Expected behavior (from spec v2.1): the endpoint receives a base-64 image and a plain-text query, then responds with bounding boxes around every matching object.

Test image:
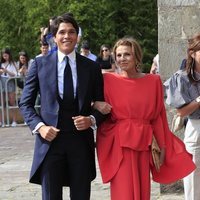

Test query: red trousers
[110,148,150,200]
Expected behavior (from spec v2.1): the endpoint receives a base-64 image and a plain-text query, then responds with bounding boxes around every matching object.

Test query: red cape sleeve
[151,102,196,184]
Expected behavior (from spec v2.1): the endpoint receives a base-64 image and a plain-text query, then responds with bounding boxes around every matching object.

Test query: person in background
[165,33,200,200]
[80,41,97,61]
[76,26,82,51]
[0,48,18,127]
[17,51,33,89]
[18,51,33,76]
[19,14,106,200]
[93,37,195,200]
[36,41,49,57]
[96,44,116,73]
[43,16,58,54]
[150,53,159,74]
[40,27,46,43]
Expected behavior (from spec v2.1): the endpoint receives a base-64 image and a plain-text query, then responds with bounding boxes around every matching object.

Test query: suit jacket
[19,51,105,184]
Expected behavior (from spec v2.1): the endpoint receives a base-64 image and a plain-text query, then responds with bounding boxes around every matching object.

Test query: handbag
[151,135,161,172]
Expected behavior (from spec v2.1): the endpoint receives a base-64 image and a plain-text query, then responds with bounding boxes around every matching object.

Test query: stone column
[158,0,200,196]
[158,0,200,80]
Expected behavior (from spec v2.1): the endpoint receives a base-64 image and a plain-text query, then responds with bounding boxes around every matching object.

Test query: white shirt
[81,51,97,62]
[57,49,77,98]
[87,52,97,61]
[1,62,18,77]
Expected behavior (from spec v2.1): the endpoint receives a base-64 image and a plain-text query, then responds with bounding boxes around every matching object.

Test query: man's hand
[38,125,60,142]
[72,115,92,131]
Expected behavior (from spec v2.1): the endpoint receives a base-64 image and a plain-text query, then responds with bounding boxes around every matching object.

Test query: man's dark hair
[40,40,49,47]
[51,14,79,36]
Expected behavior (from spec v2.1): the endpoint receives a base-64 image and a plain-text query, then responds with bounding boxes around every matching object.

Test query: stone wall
[158,0,200,81]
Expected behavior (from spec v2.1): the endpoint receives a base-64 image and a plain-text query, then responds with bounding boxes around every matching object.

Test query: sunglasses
[102,49,109,52]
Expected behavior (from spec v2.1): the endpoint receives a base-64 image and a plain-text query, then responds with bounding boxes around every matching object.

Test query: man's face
[54,22,78,54]
[41,45,49,55]
[80,48,89,57]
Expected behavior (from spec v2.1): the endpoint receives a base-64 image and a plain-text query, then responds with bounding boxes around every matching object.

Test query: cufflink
[89,115,96,126]
[89,115,97,131]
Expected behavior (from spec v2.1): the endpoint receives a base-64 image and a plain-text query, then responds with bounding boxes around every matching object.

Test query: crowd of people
[0,42,49,127]
[0,11,199,200]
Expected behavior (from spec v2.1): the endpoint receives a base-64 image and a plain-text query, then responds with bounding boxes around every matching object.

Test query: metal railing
[0,80,4,126]
[0,76,40,127]
[5,77,24,126]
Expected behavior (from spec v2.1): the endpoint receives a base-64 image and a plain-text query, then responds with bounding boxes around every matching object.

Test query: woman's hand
[152,136,165,172]
[93,101,112,114]
[19,65,27,76]
[0,69,4,75]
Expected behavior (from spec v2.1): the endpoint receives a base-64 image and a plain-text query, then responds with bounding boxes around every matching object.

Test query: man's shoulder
[77,53,98,67]
[35,51,57,63]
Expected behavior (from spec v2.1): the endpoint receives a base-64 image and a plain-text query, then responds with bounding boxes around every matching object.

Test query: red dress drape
[96,73,195,199]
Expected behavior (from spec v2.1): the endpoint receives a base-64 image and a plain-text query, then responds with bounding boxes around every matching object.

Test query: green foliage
[0,0,157,71]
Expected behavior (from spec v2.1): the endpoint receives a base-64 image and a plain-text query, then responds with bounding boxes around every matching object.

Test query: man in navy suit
[19,14,106,200]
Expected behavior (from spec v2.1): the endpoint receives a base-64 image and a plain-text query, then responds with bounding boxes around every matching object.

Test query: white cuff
[89,115,97,131]
[32,122,45,135]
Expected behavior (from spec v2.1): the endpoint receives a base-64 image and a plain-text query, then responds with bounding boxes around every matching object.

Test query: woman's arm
[177,96,200,117]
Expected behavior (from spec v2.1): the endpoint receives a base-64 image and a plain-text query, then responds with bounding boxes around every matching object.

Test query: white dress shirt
[57,50,77,98]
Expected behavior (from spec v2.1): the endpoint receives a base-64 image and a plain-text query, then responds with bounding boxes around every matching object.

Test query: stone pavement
[0,126,184,200]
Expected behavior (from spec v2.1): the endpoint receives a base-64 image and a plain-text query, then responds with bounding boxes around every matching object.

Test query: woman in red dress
[94,37,196,200]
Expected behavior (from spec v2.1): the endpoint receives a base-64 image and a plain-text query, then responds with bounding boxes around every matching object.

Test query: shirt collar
[57,49,76,64]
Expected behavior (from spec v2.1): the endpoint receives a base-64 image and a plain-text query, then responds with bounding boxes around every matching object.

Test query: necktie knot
[65,56,69,63]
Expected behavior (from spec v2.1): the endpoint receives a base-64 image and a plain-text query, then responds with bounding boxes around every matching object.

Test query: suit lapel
[76,53,90,111]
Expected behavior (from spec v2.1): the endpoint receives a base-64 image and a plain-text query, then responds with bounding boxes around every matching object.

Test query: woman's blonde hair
[113,37,143,68]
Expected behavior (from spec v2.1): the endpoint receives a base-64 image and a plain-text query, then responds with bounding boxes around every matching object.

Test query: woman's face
[2,53,9,61]
[102,47,110,57]
[194,50,200,66]
[115,45,136,73]
[19,55,27,64]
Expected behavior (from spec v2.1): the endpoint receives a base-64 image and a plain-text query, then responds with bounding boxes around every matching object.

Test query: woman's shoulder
[169,70,189,86]
[103,72,119,79]
[144,73,161,83]
[177,70,189,82]
[104,73,159,81]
